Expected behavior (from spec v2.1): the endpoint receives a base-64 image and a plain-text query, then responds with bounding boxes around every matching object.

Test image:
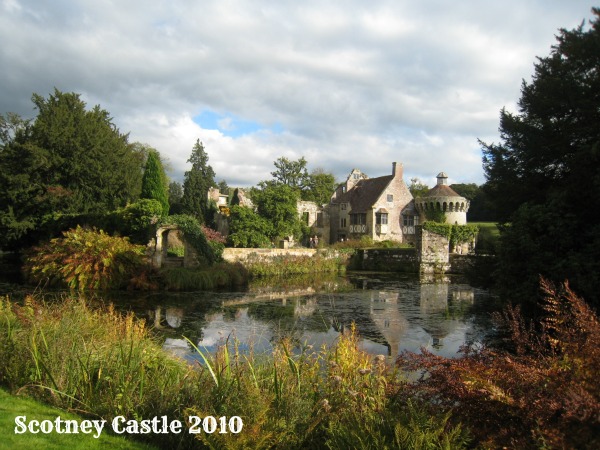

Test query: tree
[227,205,272,248]
[141,149,169,215]
[231,188,241,207]
[217,179,229,194]
[253,183,306,241]
[450,183,495,222]
[303,169,337,205]
[0,90,143,249]
[181,140,216,224]
[408,178,430,198]
[480,8,600,308]
[168,181,184,214]
[271,156,310,190]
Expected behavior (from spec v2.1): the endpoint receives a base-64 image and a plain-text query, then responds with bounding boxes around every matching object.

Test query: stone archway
[149,225,199,268]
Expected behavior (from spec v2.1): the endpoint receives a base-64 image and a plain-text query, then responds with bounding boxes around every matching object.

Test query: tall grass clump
[245,253,343,278]
[0,295,198,448]
[185,324,469,449]
[396,277,600,449]
[0,296,469,449]
[160,262,248,291]
[23,226,158,290]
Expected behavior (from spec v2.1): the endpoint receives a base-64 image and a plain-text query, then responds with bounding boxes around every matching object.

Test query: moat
[91,272,500,361]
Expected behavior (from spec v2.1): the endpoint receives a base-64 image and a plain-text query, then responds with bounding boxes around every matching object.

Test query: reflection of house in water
[419,283,470,349]
[293,297,318,318]
[369,291,409,356]
[452,289,475,303]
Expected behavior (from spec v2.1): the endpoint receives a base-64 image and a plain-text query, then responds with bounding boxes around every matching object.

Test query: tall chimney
[392,162,402,178]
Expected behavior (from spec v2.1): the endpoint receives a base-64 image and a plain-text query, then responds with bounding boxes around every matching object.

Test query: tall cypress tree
[141,149,169,215]
[181,140,216,224]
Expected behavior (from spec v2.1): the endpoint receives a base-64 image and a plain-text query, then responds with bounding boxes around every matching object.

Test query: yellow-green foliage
[24,226,150,290]
[245,254,342,278]
[0,296,469,449]
[160,263,248,291]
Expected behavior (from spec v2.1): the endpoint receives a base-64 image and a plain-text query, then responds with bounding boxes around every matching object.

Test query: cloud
[1,0,596,187]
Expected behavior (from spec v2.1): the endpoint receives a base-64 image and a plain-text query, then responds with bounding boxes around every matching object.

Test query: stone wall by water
[352,248,419,272]
[223,248,326,263]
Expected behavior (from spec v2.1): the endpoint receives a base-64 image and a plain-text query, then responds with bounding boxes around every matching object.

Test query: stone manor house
[211,161,470,246]
[297,162,470,245]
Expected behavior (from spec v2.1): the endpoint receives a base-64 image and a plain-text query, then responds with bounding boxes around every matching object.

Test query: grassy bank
[0,389,157,449]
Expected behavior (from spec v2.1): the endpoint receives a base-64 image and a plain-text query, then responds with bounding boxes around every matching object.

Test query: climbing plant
[422,222,479,247]
[159,214,217,265]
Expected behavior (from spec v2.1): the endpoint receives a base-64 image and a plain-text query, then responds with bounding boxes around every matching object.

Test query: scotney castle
[211,162,470,247]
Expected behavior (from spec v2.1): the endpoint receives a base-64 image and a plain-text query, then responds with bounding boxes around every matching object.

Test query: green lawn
[470,222,500,254]
[0,389,157,450]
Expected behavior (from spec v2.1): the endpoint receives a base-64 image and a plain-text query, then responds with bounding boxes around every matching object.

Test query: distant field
[0,389,157,450]
[470,222,500,254]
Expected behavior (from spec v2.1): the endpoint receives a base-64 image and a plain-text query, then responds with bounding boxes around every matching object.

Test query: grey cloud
[1,0,597,187]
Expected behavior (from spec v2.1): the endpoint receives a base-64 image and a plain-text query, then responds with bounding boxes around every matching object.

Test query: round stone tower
[414,172,469,225]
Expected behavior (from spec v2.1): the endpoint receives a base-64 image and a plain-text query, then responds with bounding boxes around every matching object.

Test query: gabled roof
[335,175,393,213]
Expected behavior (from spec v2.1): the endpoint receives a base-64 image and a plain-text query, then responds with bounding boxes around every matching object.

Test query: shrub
[115,198,164,244]
[396,277,600,449]
[23,226,156,291]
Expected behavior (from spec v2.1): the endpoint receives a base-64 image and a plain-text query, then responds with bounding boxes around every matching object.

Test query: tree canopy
[181,140,216,224]
[253,183,306,241]
[303,169,337,205]
[271,156,310,190]
[141,149,169,216]
[0,89,143,249]
[480,8,600,307]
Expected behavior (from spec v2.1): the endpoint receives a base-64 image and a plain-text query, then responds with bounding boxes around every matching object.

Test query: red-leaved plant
[396,277,600,449]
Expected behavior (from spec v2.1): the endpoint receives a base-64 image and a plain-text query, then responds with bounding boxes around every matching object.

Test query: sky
[0,1,597,188]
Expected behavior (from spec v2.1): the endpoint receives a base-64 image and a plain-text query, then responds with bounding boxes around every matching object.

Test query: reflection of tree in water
[246,296,330,347]
[249,272,353,294]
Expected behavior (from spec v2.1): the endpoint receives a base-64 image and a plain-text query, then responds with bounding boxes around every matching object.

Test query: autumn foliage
[396,278,600,449]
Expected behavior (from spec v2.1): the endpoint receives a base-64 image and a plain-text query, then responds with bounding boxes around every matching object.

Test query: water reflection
[107,273,497,362]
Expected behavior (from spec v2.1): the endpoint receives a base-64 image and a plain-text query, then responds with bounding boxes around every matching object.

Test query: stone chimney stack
[392,162,403,178]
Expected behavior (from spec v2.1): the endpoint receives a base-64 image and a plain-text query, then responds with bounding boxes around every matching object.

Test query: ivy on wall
[159,214,217,265]
[422,222,479,247]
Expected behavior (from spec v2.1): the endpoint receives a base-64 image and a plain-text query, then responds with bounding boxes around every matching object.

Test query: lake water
[100,273,499,362]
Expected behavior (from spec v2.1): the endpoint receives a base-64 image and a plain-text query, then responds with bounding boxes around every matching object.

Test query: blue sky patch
[194,110,282,137]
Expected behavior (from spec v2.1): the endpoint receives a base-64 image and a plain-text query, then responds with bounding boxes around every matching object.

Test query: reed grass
[245,253,343,278]
[160,262,248,291]
[0,295,470,449]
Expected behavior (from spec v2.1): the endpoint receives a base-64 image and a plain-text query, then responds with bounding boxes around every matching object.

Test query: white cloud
[0,0,596,187]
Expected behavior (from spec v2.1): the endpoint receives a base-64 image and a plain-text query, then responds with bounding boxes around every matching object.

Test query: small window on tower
[387,194,393,202]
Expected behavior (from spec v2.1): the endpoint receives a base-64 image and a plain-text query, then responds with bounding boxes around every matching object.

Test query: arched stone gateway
[148,225,199,269]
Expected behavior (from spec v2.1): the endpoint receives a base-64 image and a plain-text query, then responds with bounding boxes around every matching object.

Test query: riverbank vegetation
[244,253,344,278]
[1,278,598,449]
[0,294,468,449]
